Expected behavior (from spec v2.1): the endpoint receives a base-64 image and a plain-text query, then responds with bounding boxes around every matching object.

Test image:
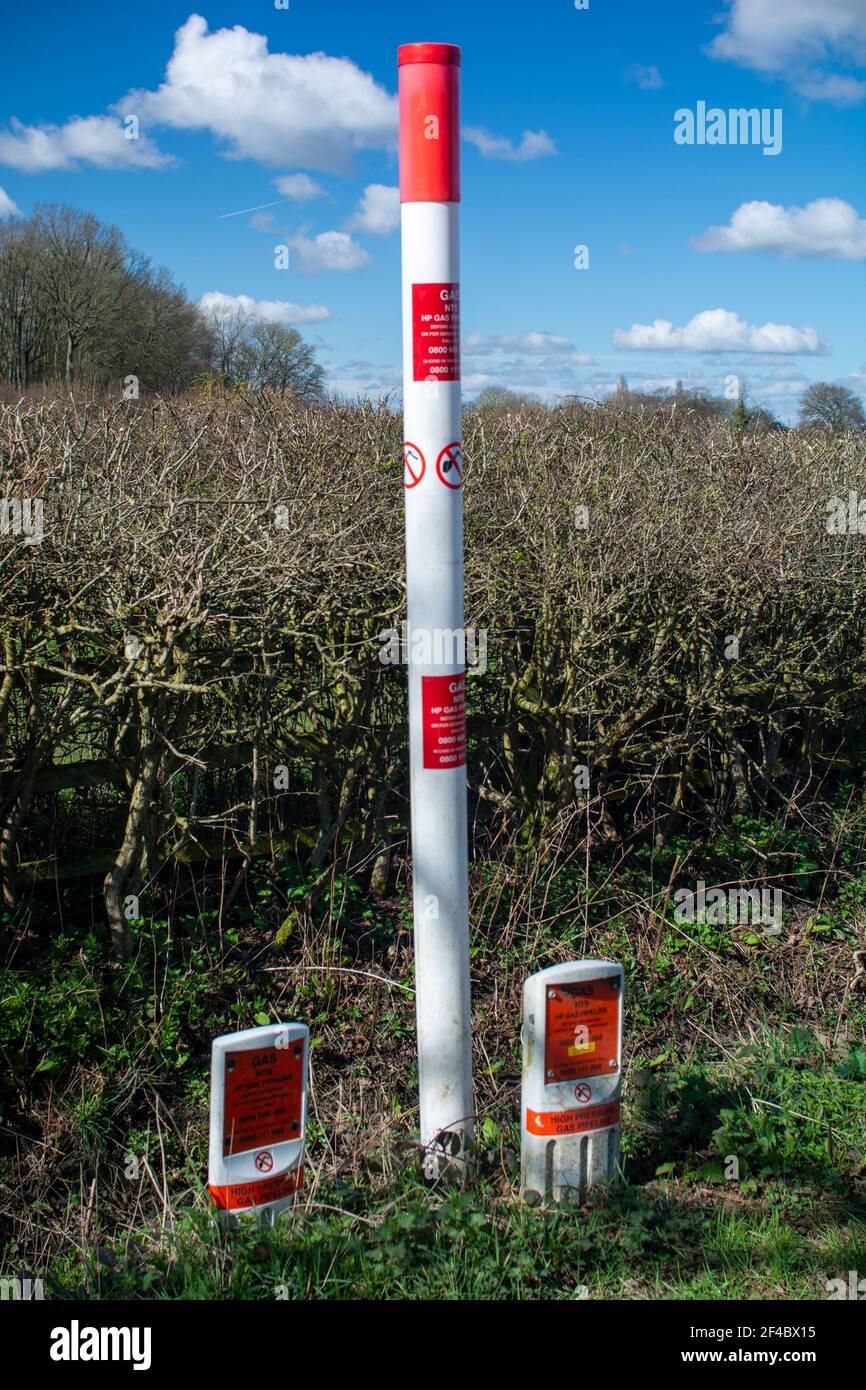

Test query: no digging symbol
[436,441,463,490]
[403,442,425,489]
[574,1083,592,1105]
[255,1150,274,1173]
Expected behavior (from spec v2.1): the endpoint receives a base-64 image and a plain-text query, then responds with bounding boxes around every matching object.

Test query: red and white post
[399,42,473,1178]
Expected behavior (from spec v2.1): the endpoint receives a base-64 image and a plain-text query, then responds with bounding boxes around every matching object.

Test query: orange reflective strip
[209,1164,304,1211]
[526,1102,621,1137]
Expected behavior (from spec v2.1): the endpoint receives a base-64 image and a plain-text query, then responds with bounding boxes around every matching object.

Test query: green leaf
[275,912,296,946]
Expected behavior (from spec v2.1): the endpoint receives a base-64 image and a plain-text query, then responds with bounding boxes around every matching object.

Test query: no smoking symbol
[436,441,463,490]
[574,1083,592,1105]
[255,1150,274,1172]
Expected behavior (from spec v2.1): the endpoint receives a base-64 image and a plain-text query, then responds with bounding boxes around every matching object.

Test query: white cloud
[612,308,830,354]
[463,127,556,161]
[118,14,396,171]
[288,230,370,273]
[326,329,599,403]
[0,186,20,217]
[581,370,716,401]
[794,72,866,104]
[199,291,330,324]
[328,359,402,399]
[625,64,665,89]
[348,184,399,236]
[0,115,170,172]
[273,173,325,201]
[248,211,280,232]
[625,376,683,394]
[752,378,810,398]
[707,0,866,105]
[463,372,501,392]
[466,331,577,356]
[459,334,596,400]
[693,198,866,260]
[736,360,810,378]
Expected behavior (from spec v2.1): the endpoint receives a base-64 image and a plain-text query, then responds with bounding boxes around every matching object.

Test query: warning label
[545,978,620,1084]
[412,283,460,382]
[421,673,467,770]
[526,1102,621,1137]
[403,441,425,488]
[436,441,463,490]
[209,1163,304,1212]
[222,1044,303,1157]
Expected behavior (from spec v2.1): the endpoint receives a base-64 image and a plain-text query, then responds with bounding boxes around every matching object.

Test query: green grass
[2,804,865,1300]
[44,1168,866,1301]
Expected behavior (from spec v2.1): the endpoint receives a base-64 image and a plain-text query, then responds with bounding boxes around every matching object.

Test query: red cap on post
[398,42,461,204]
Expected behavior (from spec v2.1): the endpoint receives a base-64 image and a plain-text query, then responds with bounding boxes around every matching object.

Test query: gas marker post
[521,960,623,1201]
[399,41,474,1179]
[208,1022,308,1221]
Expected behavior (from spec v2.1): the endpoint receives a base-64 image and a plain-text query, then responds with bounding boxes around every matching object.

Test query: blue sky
[1,0,864,422]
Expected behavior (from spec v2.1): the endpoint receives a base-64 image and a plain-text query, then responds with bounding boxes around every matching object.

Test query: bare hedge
[1,393,864,954]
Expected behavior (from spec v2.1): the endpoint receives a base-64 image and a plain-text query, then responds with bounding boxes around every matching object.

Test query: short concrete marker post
[208,1022,308,1222]
[521,960,623,1202]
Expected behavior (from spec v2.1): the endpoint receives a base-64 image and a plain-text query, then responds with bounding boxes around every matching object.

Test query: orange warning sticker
[222,1043,304,1157]
[544,978,620,1084]
[209,1163,304,1212]
[526,1101,621,1137]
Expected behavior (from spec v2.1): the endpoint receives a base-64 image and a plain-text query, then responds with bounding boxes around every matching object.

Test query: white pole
[399,41,473,1178]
